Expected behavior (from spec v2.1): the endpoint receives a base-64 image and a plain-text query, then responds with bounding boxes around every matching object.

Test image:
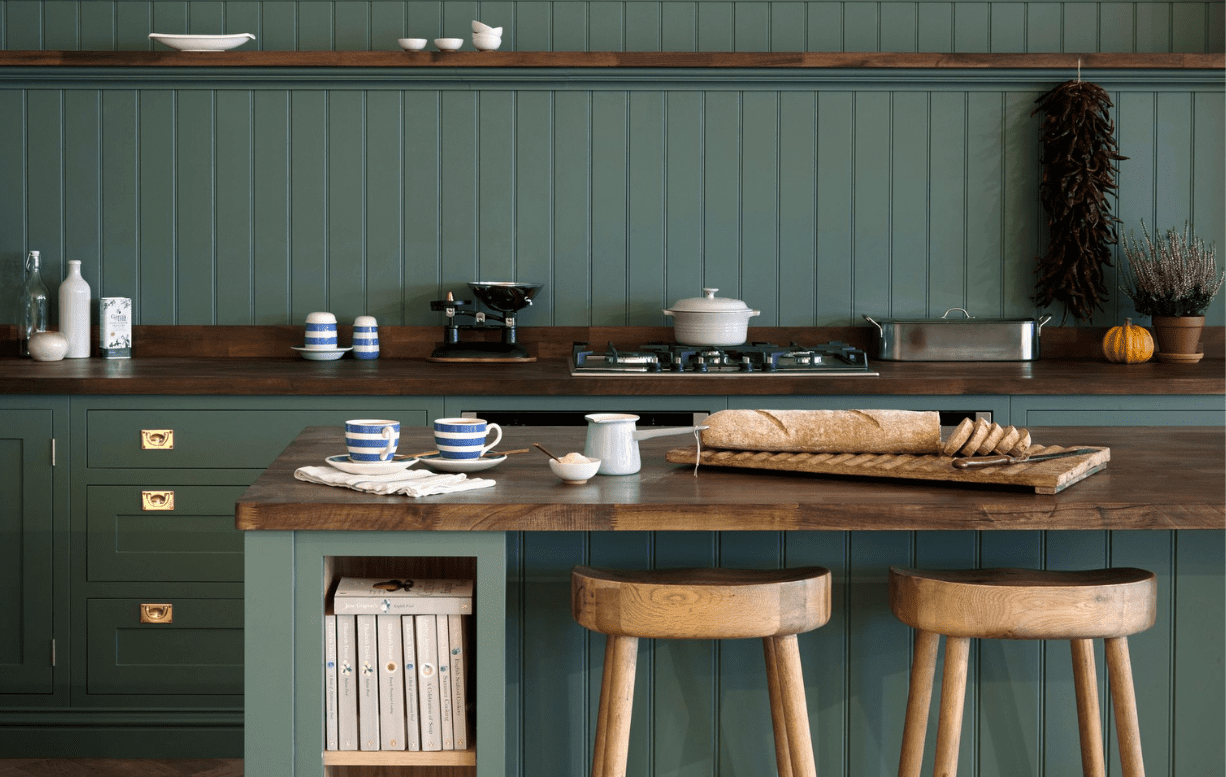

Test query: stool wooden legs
[898,630,941,777]
[764,634,817,777]
[933,636,971,776]
[1105,637,1145,777]
[591,635,638,777]
[1071,638,1106,777]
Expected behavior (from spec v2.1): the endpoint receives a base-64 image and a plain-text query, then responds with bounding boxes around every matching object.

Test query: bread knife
[952,447,1100,469]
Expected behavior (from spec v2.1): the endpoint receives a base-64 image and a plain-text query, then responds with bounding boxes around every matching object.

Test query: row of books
[324,578,473,751]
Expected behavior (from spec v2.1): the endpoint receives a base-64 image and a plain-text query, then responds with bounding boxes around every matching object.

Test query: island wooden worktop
[236,425,1225,532]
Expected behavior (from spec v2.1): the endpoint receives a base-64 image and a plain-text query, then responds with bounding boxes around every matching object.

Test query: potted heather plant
[1120,221,1224,363]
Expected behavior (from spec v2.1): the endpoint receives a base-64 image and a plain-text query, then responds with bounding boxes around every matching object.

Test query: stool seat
[890,566,1157,640]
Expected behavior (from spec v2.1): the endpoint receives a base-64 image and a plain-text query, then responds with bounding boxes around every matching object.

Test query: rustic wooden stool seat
[572,565,832,777]
[889,566,1157,777]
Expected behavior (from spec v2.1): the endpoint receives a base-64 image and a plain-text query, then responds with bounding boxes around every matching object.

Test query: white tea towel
[294,465,496,497]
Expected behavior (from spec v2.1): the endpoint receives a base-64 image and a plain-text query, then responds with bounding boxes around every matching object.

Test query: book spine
[324,615,339,751]
[448,614,469,751]
[336,615,358,751]
[333,597,473,615]
[415,613,442,751]
[377,614,406,750]
[436,615,454,750]
[356,614,381,750]
[401,616,421,751]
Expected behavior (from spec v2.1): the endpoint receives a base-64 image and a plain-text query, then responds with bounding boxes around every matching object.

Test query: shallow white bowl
[472,20,498,33]
[472,33,502,51]
[291,346,351,361]
[548,457,602,485]
[398,37,428,51]
[149,32,255,52]
[434,37,464,51]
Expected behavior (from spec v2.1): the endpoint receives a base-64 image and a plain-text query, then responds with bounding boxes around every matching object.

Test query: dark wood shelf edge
[1,50,1222,69]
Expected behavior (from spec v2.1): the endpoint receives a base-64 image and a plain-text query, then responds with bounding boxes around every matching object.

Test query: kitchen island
[237,424,1224,777]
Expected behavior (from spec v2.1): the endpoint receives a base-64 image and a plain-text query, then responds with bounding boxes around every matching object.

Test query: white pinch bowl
[398,37,428,50]
[148,32,256,51]
[472,20,501,34]
[472,33,502,51]
[434,37,464,51]
[548,457,602,485]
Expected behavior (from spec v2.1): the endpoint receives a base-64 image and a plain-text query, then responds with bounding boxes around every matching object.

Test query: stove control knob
[693,356,708,373]
[649,360,663,373]
[740,356,755,372]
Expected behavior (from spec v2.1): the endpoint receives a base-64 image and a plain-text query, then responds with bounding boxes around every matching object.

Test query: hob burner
[570,342,878,376]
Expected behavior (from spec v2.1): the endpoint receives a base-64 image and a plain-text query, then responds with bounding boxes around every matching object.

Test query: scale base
[428,341,537,363]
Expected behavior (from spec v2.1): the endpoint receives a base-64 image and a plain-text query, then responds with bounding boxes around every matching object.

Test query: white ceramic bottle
[59,260,91,358]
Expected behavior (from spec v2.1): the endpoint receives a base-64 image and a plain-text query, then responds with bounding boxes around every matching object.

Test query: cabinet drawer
[86,598,243,696]
[86,409,429,469]
[87,485,246,583]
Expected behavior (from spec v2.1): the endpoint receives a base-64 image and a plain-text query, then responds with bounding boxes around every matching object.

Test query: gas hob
[570,342,878,376]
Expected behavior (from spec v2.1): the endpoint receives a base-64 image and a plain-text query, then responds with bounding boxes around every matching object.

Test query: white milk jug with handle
[583,413,709,475]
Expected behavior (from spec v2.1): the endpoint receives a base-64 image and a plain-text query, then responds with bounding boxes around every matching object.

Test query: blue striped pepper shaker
[353,315,379,359]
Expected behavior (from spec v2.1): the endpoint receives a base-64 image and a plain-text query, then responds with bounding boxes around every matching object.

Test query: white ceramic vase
[59,260,91,358]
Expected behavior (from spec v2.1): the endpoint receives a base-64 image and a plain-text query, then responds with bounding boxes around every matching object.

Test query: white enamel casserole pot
[663,288,760,346]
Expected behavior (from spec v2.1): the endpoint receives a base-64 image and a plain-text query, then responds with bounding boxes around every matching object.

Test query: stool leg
[1070,638,1106,777]
[1105,637,1146,777]
[763,636,794,777]
[771,634,817,777]
[591,635,639,777]
[933,635,971,777]
[898,630,941,777]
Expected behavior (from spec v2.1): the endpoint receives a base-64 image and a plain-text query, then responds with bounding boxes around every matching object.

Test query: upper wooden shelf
[1,50,1221,69]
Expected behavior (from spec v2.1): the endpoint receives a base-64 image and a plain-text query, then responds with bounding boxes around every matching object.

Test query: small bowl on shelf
[398,37,428,51]
[548,456,602,485]
[472,33,502,51]
[434,37,464,51]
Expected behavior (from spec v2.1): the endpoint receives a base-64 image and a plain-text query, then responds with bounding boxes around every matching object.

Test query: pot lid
[667,288,753,313]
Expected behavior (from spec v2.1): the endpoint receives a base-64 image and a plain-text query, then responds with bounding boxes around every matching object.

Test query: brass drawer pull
[141,490,175,511]
[141,429,174,450]
[140,603,173,623]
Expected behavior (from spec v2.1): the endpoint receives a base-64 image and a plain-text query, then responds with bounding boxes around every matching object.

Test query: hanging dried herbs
[1031,80,1128,322]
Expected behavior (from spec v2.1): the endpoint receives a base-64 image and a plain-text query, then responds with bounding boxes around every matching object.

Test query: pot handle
[862,315,883,334]
[1037,314,1053,332]
[633,425,709,442]
[941,308,974,320]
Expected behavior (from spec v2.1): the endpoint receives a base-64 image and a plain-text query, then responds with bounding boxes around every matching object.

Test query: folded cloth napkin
[294,465,495,497]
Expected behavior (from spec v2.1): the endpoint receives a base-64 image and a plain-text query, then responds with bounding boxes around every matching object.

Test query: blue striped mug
[345,419,400,462]
[434,418,502,460]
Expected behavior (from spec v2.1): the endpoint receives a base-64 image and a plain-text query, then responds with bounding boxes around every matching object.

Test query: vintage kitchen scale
[429,281,544,362]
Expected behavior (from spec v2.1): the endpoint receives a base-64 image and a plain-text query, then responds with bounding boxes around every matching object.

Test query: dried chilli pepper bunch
[1031,80,1128,322]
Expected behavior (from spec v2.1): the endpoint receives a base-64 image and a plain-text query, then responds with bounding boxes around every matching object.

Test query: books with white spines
[401,616,421,751]
[356,614,381,750]
[376,615,406,750]
[324,614,339,751]
[436,615,454,750]
[415,612,443,751]
[336,615,359,751]
[333,577,474,615]
[447,614,469,751]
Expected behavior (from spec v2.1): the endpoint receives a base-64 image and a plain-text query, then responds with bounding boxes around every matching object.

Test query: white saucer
[416,453,506,473]
[325,454,417,475]
[293,346,352,361]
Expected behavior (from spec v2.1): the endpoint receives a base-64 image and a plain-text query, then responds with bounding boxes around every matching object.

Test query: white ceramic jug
[583,413,708,475]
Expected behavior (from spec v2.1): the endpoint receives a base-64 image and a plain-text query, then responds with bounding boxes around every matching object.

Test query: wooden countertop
[235,426,1225,532]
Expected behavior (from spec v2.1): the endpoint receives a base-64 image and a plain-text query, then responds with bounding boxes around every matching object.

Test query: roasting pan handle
[862,315,883,334]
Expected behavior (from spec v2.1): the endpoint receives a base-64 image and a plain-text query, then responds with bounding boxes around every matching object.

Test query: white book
[436,615,454,750]
[448,614,469,751]
[336,615,359,751]
[356,614,381,750]
[401,616,421,751]
[415,612,443,751]
[333,577,474,615]
[377,615,407,750]
[324,614,339,751]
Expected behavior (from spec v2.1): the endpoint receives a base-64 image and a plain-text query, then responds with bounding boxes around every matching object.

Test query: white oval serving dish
[149,32,256,51]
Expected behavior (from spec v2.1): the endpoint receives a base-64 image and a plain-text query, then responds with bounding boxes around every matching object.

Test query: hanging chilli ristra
[1030,79,1128,322]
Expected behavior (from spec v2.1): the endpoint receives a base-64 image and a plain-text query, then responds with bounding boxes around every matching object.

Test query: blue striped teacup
[345,419,400,462]
[304,311,338,350]
[353,315,379,360]
[434,418,502,460]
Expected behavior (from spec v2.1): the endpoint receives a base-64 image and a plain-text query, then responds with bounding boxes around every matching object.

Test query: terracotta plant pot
[1151,315,1205,363]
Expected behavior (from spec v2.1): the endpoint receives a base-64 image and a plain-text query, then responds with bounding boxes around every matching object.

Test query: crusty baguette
[942,418,974,456]
[699,409,941,455]
[960,418,991,456]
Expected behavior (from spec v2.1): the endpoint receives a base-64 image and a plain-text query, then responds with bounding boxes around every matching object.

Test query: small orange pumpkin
[1102,318,1154,363]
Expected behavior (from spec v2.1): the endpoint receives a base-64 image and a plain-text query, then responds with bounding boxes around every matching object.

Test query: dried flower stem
[1120,221,1224,317]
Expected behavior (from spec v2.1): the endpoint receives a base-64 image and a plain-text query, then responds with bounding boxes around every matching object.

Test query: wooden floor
[0,761,242,776]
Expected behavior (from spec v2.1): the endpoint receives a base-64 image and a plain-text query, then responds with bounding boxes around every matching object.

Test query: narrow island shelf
[322,748,476,766]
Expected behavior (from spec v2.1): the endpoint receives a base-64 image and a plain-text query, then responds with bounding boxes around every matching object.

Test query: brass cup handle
[141,429,174,450]
[140,603,173,623]
[141,490,175,511]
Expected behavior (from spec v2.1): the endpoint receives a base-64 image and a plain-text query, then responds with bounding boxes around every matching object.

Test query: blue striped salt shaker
[353,315,379,359]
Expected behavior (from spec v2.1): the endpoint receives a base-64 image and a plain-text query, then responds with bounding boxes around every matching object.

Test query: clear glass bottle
[18,250,50,357]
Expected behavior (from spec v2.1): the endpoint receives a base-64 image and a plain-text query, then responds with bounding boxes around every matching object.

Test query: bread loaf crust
[700,409,941,454]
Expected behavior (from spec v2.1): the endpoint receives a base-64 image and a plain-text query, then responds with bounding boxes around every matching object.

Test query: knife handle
[952,454,1017,469]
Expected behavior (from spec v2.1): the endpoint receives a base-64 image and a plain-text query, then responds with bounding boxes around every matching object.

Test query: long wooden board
[665,444,1110,494]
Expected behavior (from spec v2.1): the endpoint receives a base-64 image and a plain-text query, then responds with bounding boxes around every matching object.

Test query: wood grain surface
[235,426,1224,532]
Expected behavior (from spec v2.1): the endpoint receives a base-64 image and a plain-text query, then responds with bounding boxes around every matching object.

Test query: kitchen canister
[59,260,91,358]
[100,297,132,358]
[353,315,379,359]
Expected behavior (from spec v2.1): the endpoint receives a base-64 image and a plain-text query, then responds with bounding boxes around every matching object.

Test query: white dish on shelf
[149,32,256,51]
[325,454,418,475]
[416,453,506,473]
[434,37,464,51]
[292,345,352,361]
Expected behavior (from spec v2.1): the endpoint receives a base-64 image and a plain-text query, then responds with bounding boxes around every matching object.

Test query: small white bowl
[472,33,502,51]
[548,457,602,485]
[434,37,464,51]
[472,20,497,33]
[398,37,427,51]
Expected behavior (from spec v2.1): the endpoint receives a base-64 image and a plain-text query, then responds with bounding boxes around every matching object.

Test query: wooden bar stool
[571,565,832,777]
[889,566,1157,777]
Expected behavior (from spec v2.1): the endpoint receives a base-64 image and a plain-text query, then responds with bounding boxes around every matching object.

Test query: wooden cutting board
[665,444,1110,494]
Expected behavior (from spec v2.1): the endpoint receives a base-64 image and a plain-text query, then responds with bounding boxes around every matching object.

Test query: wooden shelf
[0,50,1221,69]
[322,748,476,766]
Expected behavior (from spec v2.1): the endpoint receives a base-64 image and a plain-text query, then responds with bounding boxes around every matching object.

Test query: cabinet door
[0,411,54,694]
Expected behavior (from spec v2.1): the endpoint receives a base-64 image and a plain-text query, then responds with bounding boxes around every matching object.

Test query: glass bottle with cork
[18,250,50,357]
